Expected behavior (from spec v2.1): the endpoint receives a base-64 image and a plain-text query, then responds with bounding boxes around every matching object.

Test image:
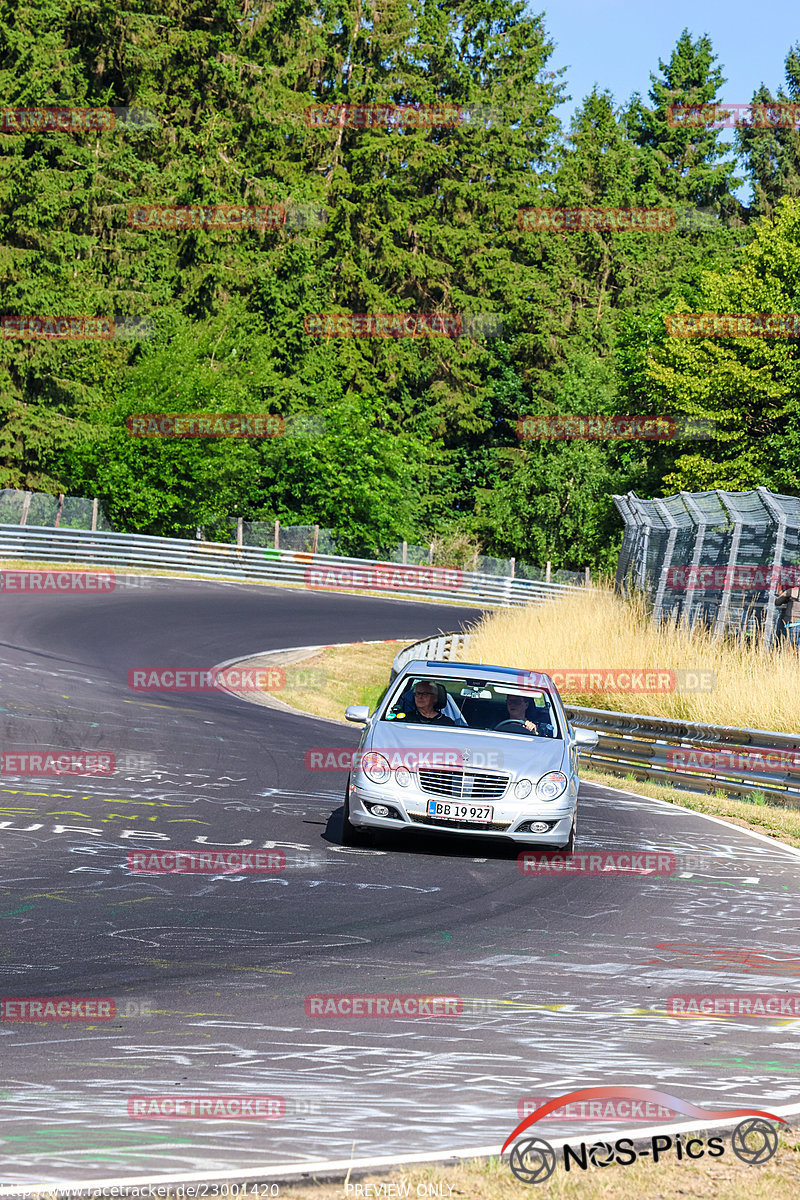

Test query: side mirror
[345,705,371,724]
[573,726,599,749]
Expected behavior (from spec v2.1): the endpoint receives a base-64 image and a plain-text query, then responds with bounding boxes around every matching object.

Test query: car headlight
[514,778,533,799]
[395,766,411,787]
[361,752,391,784]
[536,771,568,801]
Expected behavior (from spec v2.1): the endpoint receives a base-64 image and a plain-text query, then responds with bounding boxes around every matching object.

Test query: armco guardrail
[0,525,585,608]
[393,635,800,808]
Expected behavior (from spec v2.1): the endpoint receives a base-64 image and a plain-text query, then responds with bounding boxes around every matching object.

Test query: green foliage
[1,6,800,570]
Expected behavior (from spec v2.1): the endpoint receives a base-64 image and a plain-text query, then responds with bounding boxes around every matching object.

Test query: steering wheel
[493,719,533,732]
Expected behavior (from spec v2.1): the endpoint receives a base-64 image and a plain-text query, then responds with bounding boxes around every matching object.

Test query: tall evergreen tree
[627,29,740,210]
[735,44,800,220]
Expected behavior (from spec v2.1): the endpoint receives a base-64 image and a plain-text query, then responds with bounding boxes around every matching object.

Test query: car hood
[365,721,567,779]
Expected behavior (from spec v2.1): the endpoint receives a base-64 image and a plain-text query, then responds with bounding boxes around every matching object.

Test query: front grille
[409,813,512,832]
[417,768,509,801]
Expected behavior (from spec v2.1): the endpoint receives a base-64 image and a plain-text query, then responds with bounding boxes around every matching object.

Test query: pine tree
[735,43,800,220]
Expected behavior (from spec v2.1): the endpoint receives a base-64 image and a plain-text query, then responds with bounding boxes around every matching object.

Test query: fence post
[91,498,98,532]
[545,560,551,584]
[312,524,319,554]
[473,550,478,573]
[237,517,243,548]
[20,492,31,526]
[758,486,787,646]
[402,541,407,565]
[428,543,433,565]
[584,566,591,586]
[274,519,279,550]
[713,491,742,638]
[54,493,64,528]
[650,499,677,622]
[510,557,515,579]
[680,491,708,631]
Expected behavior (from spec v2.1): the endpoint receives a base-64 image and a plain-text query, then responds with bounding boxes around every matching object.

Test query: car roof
[397,659,557,689]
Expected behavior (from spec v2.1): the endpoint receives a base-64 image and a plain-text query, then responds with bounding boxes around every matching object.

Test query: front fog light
[362,752,391,784]
[371,804,390,817]
[530,821,550,833]
[514,778,533,799]
[395,767,411,787]
[536,771,568,801]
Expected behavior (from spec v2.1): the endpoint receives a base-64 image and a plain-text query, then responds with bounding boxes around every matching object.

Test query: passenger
[408,681,456,726]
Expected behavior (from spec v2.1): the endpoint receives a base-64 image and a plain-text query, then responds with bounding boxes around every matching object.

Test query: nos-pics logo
[503,1086,785,1184]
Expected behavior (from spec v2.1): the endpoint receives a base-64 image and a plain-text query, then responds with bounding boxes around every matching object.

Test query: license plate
[427,801,493,822]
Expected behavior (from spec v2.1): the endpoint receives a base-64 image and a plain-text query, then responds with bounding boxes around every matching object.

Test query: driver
[408,680,456,726]
[500,694,540,734]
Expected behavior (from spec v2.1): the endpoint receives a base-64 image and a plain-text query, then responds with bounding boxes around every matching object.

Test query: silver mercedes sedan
[342,659,598,849]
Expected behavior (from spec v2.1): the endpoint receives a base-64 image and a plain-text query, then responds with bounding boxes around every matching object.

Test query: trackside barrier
[393,635,800,809]
[0,525,585,609]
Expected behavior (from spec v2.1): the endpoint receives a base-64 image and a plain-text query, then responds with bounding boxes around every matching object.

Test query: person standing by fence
[775,584,800,646]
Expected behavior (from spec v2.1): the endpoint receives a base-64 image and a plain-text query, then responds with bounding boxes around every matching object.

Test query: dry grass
[274,642,398,721]
[279,1138,800,1200]
[461,588,800,732]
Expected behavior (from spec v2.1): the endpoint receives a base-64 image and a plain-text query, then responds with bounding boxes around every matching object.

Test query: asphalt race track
[0,578,799,1185]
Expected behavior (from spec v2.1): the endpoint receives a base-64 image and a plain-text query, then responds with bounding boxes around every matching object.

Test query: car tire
[559,809,577,854]
[341,776,372,847]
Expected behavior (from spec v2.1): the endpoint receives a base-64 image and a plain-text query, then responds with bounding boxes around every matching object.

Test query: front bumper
[348,780,575,844]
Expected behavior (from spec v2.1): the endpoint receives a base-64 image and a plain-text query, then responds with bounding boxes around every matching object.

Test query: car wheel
[559,809,577,854]
[341,776,372,847]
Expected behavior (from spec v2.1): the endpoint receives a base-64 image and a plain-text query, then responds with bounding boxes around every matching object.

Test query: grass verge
[279,1136,800,1199]
[275,642,398,722]
[460,587,800,731]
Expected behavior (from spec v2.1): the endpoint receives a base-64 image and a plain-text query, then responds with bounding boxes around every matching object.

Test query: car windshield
[381,675,560,738]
